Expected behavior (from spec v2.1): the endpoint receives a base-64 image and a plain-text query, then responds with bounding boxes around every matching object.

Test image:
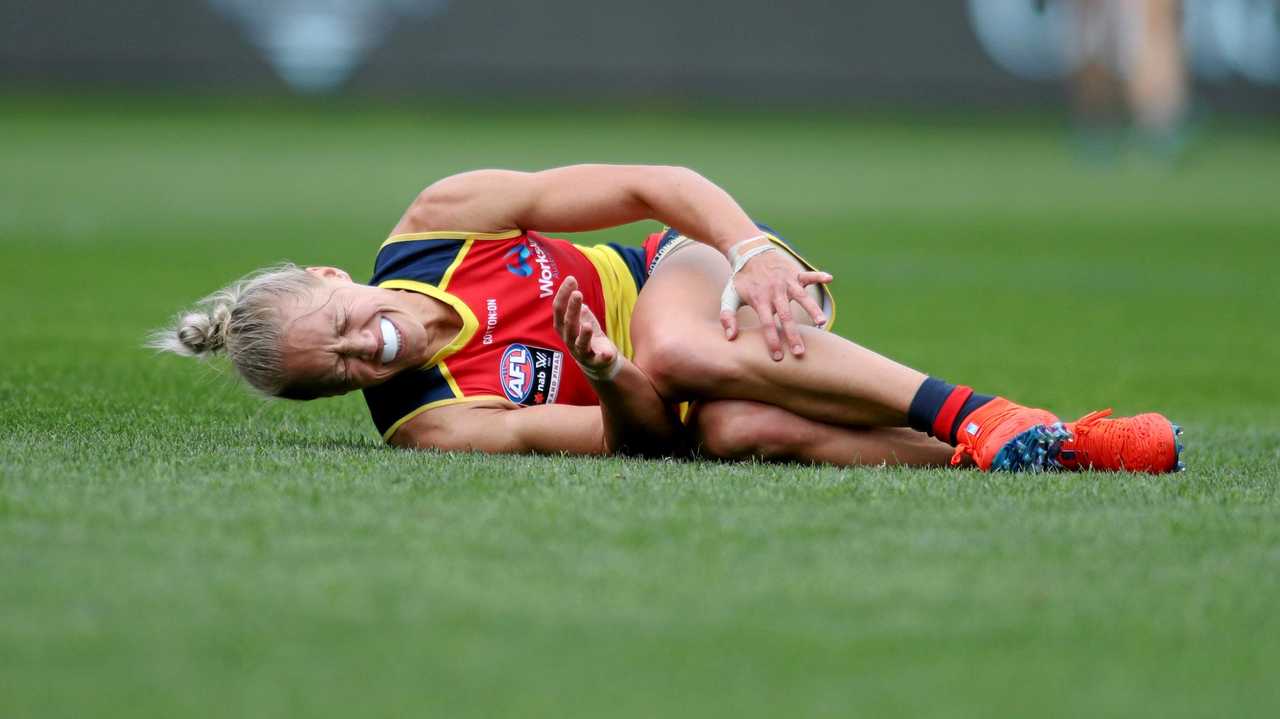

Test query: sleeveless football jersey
[361,224,834,442]
[362,229,649,440]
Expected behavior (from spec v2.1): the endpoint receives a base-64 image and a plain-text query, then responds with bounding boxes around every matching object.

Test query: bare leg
[631,244,926,428]
[690,399,958,467]
[1126,0,1187,136]
[1070,0,1125,128]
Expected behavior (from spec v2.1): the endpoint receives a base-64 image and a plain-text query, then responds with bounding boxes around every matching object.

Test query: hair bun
[176,305,230,356]
[148,263,319,394]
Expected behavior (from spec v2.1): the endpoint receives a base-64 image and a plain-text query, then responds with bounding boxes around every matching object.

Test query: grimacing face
[277,267,431,397]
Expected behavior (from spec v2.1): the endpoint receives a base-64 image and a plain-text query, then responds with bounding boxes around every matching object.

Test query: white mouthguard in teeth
[379,317,399,363]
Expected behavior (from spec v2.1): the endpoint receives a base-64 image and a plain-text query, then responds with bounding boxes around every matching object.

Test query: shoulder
[392,169,535,236]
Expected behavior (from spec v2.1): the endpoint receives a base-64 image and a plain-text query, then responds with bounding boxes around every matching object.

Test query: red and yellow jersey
[361,229,649,440]
[361,223,834,442]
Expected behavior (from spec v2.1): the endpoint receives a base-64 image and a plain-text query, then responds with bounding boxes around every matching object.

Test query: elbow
[649,164,704,187]
[652,165,714,201]
[601,408,686,459]
[626,165,707,215]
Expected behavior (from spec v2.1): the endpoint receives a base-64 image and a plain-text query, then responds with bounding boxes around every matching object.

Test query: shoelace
[1065,408,1146,469]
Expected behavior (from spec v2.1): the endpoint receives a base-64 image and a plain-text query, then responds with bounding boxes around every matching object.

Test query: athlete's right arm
[387,400,608,455]
[391,164,830,361]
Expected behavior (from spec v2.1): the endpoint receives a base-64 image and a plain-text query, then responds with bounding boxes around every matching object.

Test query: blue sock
[908,377,995,445]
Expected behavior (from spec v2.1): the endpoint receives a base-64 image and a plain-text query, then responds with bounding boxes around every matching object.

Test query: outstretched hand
[553,276,619,378]
[719,249,832,361]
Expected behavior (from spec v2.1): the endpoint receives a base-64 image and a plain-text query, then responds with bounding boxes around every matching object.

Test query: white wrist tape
[725,234,770,267]
[578,353,623,382]
[720,234,779,314]
[731,243,778,273]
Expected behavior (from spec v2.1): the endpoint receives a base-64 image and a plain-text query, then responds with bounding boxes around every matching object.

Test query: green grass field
[2,96,1278,718]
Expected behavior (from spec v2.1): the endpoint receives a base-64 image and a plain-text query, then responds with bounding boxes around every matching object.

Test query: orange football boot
[949,398,1070,471]
[1057,409,1185,473]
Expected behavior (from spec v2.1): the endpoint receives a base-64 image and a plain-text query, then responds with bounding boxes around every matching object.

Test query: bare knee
[632,328,734,399]
[692,400,806,461]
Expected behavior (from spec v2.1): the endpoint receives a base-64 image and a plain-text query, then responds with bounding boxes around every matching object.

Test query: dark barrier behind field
[2,0,1277,110]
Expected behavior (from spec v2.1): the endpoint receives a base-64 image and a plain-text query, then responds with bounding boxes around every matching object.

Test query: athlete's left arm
[389,362,680,457]
[550,275,685,457]
[392,164,830,361]
[478,362,681,458]
[389,276,684,457]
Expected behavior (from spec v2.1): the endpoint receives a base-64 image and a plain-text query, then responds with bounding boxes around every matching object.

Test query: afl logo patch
[499,343,563,406]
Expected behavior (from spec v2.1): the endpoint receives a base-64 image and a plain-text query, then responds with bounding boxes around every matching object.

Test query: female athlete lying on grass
[153,165,1183,472]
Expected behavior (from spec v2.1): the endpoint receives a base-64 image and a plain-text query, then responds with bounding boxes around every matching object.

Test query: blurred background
[2,0,1278,426]
[3,4,1280,718]
[4,0,1280,112]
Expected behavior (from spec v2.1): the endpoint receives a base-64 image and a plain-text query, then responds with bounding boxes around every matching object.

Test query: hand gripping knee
[719,235,778,316]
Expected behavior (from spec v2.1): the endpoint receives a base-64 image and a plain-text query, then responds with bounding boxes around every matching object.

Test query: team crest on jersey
[504,245,533,277]
[502,238,560,299]
[499,343,563,406]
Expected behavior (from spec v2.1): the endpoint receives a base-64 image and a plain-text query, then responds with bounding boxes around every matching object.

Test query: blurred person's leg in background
[1069,0,1127,135]
[1127,0,1189,151]
[1068,0,1189,158]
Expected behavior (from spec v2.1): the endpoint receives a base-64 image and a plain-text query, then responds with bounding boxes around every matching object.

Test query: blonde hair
[149,263,323,397]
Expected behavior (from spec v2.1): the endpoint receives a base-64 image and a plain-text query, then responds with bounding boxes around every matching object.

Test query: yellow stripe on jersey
[380,229,522,249]
[574,243,641,361]
[377,278,479,368]
[438,239,472,291]
[437,359,464,398]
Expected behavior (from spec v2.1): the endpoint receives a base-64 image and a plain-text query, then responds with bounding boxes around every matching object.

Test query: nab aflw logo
[499,343,562,406]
